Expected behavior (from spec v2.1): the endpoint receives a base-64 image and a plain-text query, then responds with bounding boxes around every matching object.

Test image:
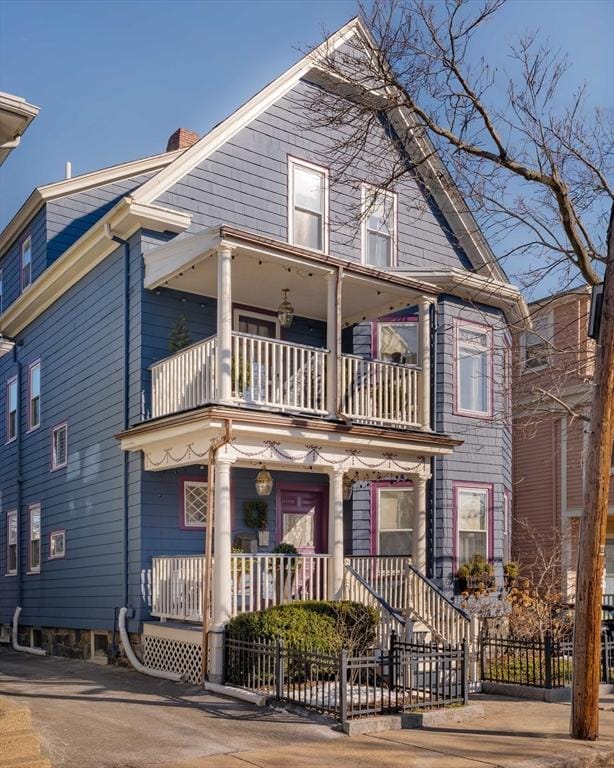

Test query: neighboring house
[0,92,39,166]
[512,287,614,599]
[0,19,525,679]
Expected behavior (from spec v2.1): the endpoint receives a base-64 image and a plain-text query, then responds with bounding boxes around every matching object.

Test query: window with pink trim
[455,323,492,417]
[28,361,41,431]
[455,485,490,563]
[182,480,208,528]
[21,236,32,290]
[51,423,68,470]
[28,503,41,574]
[372,484,414,556]
[6,510,17,575]
[6,377,17,443]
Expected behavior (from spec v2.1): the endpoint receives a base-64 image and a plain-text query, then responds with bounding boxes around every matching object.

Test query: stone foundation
[12,625,143,666]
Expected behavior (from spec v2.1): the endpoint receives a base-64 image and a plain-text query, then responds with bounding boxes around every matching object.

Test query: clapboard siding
[0,207,46,313]
[0,237,140,630]
[45,173,153,265]
[157,79,470,272]
[433,296,511,593]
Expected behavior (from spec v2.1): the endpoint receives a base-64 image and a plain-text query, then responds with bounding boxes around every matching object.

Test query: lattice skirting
[143,633,202,685]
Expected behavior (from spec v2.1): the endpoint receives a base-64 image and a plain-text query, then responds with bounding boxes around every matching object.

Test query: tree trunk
[571,206,614,740]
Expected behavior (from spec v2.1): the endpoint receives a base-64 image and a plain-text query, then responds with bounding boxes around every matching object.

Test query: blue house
[0,19,526,681]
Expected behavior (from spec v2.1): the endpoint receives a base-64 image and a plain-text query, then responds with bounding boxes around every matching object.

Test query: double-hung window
[289,158,327,252]
[376,486,414,556]
[28,504,41,574]
[522,312,552,371]
[456,323,492,417]
[6,510,17,575]
[182,479,208,528]
[52,422,68,469]
[21,237,32,290]
[377,320,418,365]
[28,361,41,431]
[362,186,396,267]
[6,377,17,442]
[49,530,66,560]
[456,485,490,564]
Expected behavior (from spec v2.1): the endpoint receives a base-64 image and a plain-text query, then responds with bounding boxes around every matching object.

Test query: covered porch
[143,225,438,430]
[119,407,459,680]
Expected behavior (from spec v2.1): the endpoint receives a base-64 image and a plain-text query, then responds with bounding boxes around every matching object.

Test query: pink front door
[277,485,327,554]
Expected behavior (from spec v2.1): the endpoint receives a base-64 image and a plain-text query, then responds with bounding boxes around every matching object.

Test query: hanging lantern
[277,288,294,328]
[255,466,273,497]
[343,474,354,501]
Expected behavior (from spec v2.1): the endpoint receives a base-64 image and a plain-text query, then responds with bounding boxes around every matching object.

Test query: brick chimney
[166,128,199,152]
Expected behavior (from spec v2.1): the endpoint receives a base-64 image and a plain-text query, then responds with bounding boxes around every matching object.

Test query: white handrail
[151,336,217,418]
[405,564,471,644]
[340,356,421,427]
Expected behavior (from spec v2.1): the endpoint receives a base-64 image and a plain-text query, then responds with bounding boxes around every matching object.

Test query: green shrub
[227,600,378,654]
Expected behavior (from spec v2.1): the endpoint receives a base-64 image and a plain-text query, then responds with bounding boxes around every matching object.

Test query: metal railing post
[462,639,469,704]
[275,638,284,700]
[544,632,553,689]
[339,650,348,724]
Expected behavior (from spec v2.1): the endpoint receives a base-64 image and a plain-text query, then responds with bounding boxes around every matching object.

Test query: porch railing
[345,555,409,611]
[231,333,328,414]
[150,334,425,427]
[406,563,471,645]
[340,355,421,427]
[151,336,217,418]
[151,554,331,622]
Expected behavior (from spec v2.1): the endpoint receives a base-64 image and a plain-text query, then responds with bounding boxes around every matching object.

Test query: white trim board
[0,149,184,256]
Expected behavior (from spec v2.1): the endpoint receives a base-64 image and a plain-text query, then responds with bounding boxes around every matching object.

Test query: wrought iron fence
[480,633,572,689]
[223,630,468,722]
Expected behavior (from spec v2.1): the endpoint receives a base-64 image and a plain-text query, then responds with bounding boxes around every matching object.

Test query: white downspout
[12,607,46,656]
[118,607,182,682]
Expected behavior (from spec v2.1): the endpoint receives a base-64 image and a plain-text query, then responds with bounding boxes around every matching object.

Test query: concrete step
[0,731,41,762]
[0,701,31,734]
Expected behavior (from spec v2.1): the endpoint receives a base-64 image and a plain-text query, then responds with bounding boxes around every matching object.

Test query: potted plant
[243,500,269,547]
[456,554,495,594]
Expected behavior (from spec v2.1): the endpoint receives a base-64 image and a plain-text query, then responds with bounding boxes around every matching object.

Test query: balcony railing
[150,333,422,428]
[340,355,421,428]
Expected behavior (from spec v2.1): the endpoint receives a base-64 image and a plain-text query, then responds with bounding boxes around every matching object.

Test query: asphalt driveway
[0,647,340,768]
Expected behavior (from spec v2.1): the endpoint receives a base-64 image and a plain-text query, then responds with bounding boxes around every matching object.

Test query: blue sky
[1,0,612,262]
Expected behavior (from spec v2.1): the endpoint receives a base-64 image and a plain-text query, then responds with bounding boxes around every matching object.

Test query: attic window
[288,158,328,252]
[21,236,32,290]
[362,186,396,268]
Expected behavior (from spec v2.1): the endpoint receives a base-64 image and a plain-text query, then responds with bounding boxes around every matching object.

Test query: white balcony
[151,332,422,428]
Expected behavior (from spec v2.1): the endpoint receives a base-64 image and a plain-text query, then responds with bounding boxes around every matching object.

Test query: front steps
[0,698,51,768]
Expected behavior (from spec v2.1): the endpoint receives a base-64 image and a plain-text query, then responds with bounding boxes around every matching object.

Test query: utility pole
[571,206,614,740]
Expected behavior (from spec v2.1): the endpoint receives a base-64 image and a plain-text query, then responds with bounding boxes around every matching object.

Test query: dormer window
[21,236,32,290]
[362,186,396,267]
[288,158,328,252]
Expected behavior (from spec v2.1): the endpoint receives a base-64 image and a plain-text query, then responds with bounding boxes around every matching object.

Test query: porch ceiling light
[277,288,294,328]
[255,466,274,497]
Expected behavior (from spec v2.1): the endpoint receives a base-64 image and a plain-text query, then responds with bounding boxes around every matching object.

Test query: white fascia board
[400,268,529,327]
[144,227,223,288]
[0,150,184,256]
[131,18,363,206]
[0,199,191,337]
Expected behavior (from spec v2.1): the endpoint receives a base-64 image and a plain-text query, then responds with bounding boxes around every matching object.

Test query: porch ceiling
[117,405,461,476]
[143,225,438,326]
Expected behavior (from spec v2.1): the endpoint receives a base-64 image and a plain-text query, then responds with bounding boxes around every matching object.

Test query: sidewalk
[165,695,614,768]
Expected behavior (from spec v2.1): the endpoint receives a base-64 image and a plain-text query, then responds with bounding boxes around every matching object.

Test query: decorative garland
[145,436,427,476]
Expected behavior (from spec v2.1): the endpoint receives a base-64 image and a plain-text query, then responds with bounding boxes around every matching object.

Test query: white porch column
[412,474,428,574]
[216,245,233,404]
[328,468,345,600]
[209,455,234,683]
[418,296,435,430]
[326,270,341,417]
